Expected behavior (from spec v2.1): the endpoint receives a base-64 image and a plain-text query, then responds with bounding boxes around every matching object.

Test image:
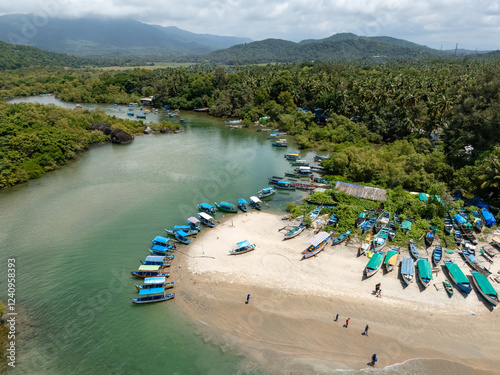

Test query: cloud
[1,0,499,50]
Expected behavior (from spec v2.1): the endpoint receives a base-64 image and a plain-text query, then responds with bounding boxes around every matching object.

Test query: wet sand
[174,211,500,374]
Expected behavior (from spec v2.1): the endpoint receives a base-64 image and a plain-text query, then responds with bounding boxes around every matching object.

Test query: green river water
[0,96,489,375]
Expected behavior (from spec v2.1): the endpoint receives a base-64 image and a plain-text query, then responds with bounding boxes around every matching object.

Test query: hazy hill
[0,40,92,69]
[201,37,436,65]
[0,14,252,56]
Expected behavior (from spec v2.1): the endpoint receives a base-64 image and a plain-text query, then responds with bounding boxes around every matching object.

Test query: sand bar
[175,211,500,373]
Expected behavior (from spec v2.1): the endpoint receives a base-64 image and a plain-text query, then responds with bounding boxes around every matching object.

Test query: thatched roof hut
[333,181,387,201]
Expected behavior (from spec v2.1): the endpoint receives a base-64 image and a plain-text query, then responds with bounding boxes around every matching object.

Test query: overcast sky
[1,0,499,50]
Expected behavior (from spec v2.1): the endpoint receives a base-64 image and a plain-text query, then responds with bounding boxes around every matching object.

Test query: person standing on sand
[246,294,250,304]
[371,353,378,366]
[345,318,350,328]
[335,313,339,321]
[364,325,369,336]
[377,289,382,298]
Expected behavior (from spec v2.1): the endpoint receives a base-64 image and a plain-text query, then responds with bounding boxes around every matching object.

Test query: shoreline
[174,211,500,373]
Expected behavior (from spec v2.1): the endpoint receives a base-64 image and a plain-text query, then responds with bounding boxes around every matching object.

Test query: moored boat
[284,151,300,160]
[302,231,331,259]
[229,240,256,255]
[291,159,309,166]
[151,236,176,253]
[250,196,262,210]
[293,182,315,190]
[274,181,296,190]
[164,225,199,237]
[409,240,419,260]
[238,198,248,212]
[374,211,390,233]
[384,247,399,272]
[187,217,201,231]
[472,210,484,232]
[365,251,385,277]
[131,291,175,304]
[295,166,313,176]
[134,277,173,290]
[461,249,491,276]
[454,229,463,244]
[331,230,351,246]
[444,261,472,294]
[284,224,306,240]
[355,210,369,228]
[401,256,415,285]
[443,278,454,296]
[309,207,321,222]
[257,187,275,199]
[140,255,171,267]
[172,230,190,245]
[417,258,433,288]
[432,245,443,266]
[198,202,216,214]
[359,235,372,256]
[268,176,285,184]
[388,221,397,240]
[198,212,216,227]
[425,229,435,247]
[215,201,238,213]
[372,227,389,252]
[361,216,376,232]
[471,271,499,307]
[444,216,453,235]
[130,265,169,278]
[327,213,338,226]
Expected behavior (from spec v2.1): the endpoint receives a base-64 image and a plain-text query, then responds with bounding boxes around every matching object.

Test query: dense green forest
[0,59,499,206]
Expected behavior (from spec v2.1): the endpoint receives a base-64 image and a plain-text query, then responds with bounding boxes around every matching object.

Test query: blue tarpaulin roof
[176,230,188,237]
[144,277,166,284]
[482,208,496,227]
[145,256,166,262]
[237,240,251,248]
[139,287,164,296]
[454,214,467,224]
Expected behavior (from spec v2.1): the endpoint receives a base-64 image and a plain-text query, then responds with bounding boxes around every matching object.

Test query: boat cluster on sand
[294,207,500,308]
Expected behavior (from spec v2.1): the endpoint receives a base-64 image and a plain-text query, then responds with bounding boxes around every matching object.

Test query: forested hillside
[0,59,499,204]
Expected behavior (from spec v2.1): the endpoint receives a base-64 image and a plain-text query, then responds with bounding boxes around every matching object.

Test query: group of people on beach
[334,313,376,366]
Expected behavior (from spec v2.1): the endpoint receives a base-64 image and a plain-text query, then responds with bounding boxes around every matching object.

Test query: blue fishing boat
[127,110,134,116]
[417,258,433,288]
[198,212,216,227]
[164,225,199,236]
[130,265,169,278]
[136,113,146,119]
[355,210,369,228]
[444,216,453,235]
[471,271,499,307]
[374,211,390,233]
[309,207,321,222]
[293,182,315,190]
[198,203,216,214]
[140,255,171,267]
[472,210,484,231]
[187,217,202,230]
[268,176,285,184]
[274,181,296,190]
[331,230,351,246]
[401,256,415,285]
[454,230,463,244]
[229,240,256,255]
[151,236,176,253]
[444,261,472,294]
[283,224,306,240]
[314,155,328,162]
[361,216,376,232]
[215,201,238,213]
[372,227,389,252]
[257,187,275,199]
[148,250,175,259]
[284,151,300,160]
[432,245,443,266]
[310,166,325,174]
[272,139,288,147]
[237,198,248,212]
[173,230,190,245]
[295,166,313,176]
[131,291,175,304]
[461,249,491,276]
[250,196,262,210]
[383,247,399,272]
[365,251,385,277]
[291,159,309,166]
[388,221,397,240]
[302,232,331,259]
[409,240,419,260]
[135,277,174,291]
[327,213,338,226]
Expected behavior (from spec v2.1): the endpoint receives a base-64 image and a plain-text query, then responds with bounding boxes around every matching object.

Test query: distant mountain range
[0,14,496,66]
[0,14,252,56]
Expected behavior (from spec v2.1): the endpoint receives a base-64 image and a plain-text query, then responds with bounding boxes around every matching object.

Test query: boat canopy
[144,277,166,284]
[176,230,189,237]
[418,259,433,280]
[200,203,214,209]
[367,252,384,269]
[139,287,165,296]
[445,262,468,284]
[237,240,251,248]
[144,256,166,262]
[401,257,414,275]
[307,232,330,247]
[454,214,467,224]
[298,166,311,171]
[138,265,161,271]
[238,198,248,204]
[402,221,412,230]
[198,212,214,221]
[188,217,200,225]
[384,250,398,266]
[260,188,274,192]
[173,225,190,231]
[418,193,428,201]
[472,272,498,296]
[481,208,496,227]
[219,201,235,207]
[153,236,169,244]
[250,196,261,204]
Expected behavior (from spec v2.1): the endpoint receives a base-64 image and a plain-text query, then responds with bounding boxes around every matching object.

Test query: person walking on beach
[375,283,381,294]
[377,289,382,298]
[335,313,339,322]
[345,318,350,328]
[246,294,250,304]
[370,353,378,367]
[364,324,369,336]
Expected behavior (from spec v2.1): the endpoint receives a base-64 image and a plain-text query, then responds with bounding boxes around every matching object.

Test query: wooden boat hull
[131,293,175,304]
[471,272,499,307]
[130,271,169,278]
[284,225,306,240]
[417,260,432,288]
[443,279,454,296]
[135,282,174,291]
[302,241,328,259]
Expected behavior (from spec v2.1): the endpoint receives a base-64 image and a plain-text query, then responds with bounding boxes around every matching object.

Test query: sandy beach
[175,211,500,374]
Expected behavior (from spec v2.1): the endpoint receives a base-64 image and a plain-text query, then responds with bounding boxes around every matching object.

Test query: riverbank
[175,211,500,374]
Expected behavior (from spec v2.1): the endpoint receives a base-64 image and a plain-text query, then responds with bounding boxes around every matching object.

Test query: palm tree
[478,156,500,196]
